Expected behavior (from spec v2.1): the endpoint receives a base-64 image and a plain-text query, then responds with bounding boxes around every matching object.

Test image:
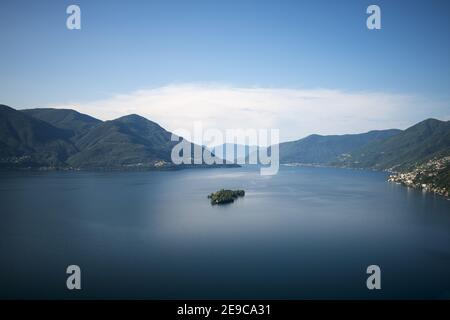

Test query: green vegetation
[0,105,78,168]
[278,118,450,197]
[0,105,216,169]
[22,108,101,137]
[279,129,401,164]
[417,162,450,192]
[208,189,245,205]
[278,119,450,172]
[335,119,450,171]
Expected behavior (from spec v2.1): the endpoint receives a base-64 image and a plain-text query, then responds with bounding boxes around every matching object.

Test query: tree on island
[207,189,245,205]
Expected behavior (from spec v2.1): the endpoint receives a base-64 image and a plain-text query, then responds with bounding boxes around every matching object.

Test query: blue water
[0,166,449,299]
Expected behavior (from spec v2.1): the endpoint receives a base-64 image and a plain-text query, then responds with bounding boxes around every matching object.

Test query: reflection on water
[0,166,449,299]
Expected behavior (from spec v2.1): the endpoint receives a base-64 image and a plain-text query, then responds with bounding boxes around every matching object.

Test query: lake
[0,166,449,299]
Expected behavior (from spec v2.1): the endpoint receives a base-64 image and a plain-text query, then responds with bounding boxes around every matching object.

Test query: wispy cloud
[51,83,447,144]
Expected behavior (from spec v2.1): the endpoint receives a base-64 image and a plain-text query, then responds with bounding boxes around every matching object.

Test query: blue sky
[1,0,449,141]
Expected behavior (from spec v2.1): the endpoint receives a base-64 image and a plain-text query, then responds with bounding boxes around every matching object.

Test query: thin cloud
[51,83,446,144]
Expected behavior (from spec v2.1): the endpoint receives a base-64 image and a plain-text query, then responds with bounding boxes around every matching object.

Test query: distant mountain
[279,129,401,164]
[0,105,78,167]
[22,108,101,137]
[336,119,450,170]
[0,105,218,169]
[209,143,259,163]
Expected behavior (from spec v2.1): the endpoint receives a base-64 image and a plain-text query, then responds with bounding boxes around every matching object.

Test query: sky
[1,0,450,143]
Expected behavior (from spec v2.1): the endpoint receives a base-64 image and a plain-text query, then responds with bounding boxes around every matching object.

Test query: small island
[207,189,245,205]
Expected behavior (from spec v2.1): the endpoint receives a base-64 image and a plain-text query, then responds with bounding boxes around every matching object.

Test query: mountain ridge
[21,108,101,137]
[279,129,402,164]
[0,105,78,167]
[0,105,219,169]
[1,105,449,181]
[334,118,450,171]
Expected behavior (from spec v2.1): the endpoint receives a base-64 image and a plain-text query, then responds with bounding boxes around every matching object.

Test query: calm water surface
[0,166,449,299]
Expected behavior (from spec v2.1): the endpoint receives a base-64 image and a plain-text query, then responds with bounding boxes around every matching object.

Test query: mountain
[209,143,259,163]
[1,104,449,175]
[279,129,401,164]
[0,105,78,167]
[0,105,219,169]
[21,108,101,137]
[66,114,180,168]
[336,119,450,170]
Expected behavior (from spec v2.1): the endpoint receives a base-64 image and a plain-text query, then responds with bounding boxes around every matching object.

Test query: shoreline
[282,161,450,200]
